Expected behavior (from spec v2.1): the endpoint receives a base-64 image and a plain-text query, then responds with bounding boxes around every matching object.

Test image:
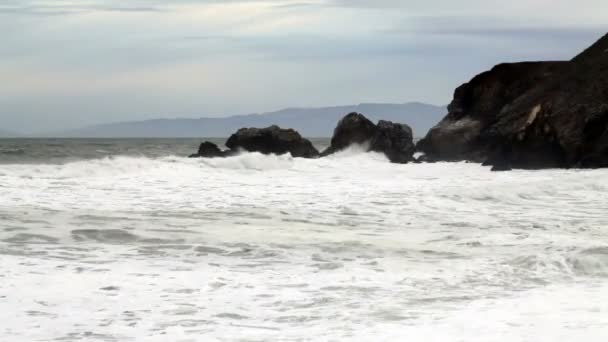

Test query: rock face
[371,120,415,163]
[225,125,319,158]
[322,112,415,163]
[416,62,568,163]
[417,33,608,169]
[189,141,227,158]
[190,115,416,163]
[322,113,378,154]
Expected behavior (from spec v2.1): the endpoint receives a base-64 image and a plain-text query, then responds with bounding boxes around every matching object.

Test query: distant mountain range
[52,103,446,138]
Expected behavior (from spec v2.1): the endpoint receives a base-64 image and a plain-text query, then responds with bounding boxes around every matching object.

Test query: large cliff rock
[416,62,568,163]
[417,33,608,169]
[225,125,319,158]
[322,113,415,163]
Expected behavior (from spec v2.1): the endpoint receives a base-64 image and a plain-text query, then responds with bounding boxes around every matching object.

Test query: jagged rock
[416,33,608,169]
[225,125,319,158]
[189,141,226,158]
[371,120,415,163]
[321,113,377,155]
[416,62,567,163]
[322,112,415,163]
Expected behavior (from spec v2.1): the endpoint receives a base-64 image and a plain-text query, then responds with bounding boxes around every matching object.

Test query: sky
[0,0,606,133]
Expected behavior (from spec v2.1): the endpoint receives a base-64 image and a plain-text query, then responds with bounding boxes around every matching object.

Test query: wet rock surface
[190,113,415,163]
[322,113,415,163]
[370,120,415,164]
[225,125,319,158]
[189,141,229,158]
[417,33,608,169]
[321,113,378,155]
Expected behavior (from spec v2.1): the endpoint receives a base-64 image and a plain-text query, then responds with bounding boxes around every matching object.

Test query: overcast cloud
[0,0,606,133]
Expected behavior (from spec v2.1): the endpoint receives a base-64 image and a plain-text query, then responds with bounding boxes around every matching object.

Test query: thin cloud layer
[0,0,606,133]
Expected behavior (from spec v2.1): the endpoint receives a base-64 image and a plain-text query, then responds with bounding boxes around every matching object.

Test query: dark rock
[322,112,415,163]
[189,141,226,158]
[417,32,608,169]
[578,106,608,168]
[415,154,436,163]
[490,159,512,172]
[491,165,512,172]
[225,125,319,158]
[321,113,378,155]
[370,120,415,163]
[416,61,567,163]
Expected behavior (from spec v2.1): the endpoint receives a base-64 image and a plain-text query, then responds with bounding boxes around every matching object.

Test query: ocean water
[1,139,607,342]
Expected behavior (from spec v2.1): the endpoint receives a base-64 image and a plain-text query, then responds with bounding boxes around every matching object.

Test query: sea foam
[1,150,607,341]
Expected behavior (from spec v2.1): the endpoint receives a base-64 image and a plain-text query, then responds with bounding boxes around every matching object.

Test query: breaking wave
[1,141,608,341]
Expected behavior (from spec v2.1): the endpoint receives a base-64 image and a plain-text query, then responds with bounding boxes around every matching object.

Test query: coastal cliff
[417,33,608,169]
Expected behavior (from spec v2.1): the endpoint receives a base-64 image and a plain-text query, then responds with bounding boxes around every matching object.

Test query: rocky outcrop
[188,141,228,158]
[417,33,608,169]
[321,113,378,155]
[322,112,415,163]
[371,120,416,163]
[190,113,416,163]
[225,125,319,158]
[190,126,319,158]
[416,62,568,163]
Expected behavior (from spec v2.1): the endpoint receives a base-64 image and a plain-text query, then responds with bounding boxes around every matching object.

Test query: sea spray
[1,139,607,341]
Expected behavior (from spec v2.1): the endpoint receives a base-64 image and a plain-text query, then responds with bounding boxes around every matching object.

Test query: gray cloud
[1,0,607,133]
[388,15,606,38]
[0,3,166,15]
[0,0,305,15]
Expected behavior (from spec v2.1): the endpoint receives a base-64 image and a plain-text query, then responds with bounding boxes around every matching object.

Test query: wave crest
[508,247,608,279]
[197,152,295,171]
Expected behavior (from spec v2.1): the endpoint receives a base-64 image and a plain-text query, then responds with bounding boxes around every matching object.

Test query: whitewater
[1,140,607,341]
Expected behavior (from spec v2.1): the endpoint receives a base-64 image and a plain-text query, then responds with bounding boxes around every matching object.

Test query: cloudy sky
[1,0,606,133]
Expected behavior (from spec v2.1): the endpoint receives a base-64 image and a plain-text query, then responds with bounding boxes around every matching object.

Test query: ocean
[1,138,607,341]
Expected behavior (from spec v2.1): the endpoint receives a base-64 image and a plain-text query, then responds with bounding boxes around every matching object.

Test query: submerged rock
[322,112,415,163]
[417,33,608,169]
[225,125,319,158]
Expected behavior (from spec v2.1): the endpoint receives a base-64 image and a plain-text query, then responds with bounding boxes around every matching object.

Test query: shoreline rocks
[321,113,415,163]
[417,33,608,170]
[189,113,415,163]
[321,113,377,156]
[189,141,229,158]
[189,33,608,170]
[416,61,568,164]
[226,125,319,158]
[371,120,415,163]
[189,125,319,159]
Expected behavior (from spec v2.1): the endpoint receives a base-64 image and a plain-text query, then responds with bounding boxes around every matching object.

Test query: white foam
[1,154,607,341]
[198,151,296,170]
